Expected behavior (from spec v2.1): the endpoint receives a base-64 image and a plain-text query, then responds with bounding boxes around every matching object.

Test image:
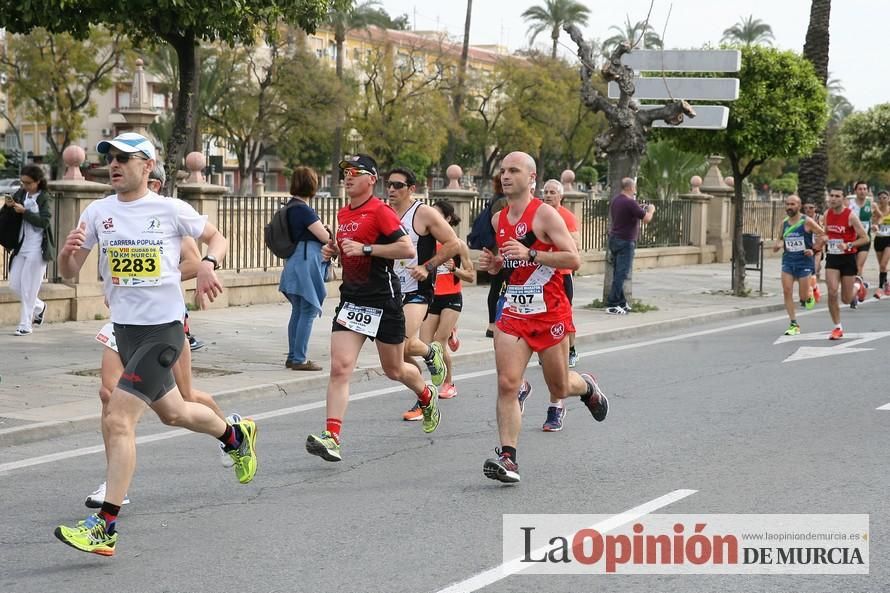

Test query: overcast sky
[379,0,885,111]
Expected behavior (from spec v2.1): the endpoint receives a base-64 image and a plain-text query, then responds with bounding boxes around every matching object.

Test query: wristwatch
[424,261,436,273]
[201,255,220,270]
[362,244,373,256]
[527,248,538,263]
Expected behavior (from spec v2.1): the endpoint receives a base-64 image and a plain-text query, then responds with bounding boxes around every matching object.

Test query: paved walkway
[0,255,863,446]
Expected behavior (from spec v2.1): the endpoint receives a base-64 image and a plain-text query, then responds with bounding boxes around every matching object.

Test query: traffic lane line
[432,489,698,593]
[0,307,867,475]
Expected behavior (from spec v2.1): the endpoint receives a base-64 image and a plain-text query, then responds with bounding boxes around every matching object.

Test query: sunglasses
[105,153,149,165]
[344,168,373,178]
[387,181,409,189]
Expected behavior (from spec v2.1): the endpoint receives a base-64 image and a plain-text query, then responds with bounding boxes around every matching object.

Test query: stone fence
[0,154,755,325]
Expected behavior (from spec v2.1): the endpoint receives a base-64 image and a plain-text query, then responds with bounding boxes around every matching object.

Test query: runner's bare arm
[525,205,581,271]
[195,222,227,309]
[850,213,869,248]
[179,236,202,281]
[58,221,91,278]
[341,234,415,260]
[804,216,825,236]
[453,240,475,283]
[421,206,461,266]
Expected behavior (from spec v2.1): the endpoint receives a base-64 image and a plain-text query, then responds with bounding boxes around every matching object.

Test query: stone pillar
[678,192,711,261]
[560,169,586,236]
[177,152,225,230]
[49,148,113,320]
[701,155,734,263]
[429,165,477,243]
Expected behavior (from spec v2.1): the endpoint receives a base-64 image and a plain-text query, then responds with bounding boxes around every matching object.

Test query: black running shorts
[113,321,184,404]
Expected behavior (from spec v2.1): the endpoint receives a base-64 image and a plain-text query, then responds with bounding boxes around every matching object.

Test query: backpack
[467,197,500,250]
[264,200,299,259]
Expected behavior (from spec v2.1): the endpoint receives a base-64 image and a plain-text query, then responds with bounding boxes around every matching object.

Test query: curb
[0,302,785,448]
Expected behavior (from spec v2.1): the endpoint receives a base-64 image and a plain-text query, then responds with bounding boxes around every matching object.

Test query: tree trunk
[551,31,558,60]
[601,151,641,304]
[163,31,198,196]
[330,36,346,195]
[188,48,202,156]
[730,158,747,295]
[797,0,831,208]
[444,0,472,167]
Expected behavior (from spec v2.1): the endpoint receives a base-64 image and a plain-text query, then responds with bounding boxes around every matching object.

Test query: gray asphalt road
[2,303,887,593]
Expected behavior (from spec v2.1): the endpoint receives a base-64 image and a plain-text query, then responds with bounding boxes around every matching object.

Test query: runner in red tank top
[823,186,869,340]
[420,200,475,400]
[477,151,609,484]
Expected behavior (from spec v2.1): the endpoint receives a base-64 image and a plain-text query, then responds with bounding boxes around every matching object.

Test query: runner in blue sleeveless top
[773,195,824,336]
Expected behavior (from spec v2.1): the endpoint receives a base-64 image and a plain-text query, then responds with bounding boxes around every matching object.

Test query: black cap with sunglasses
[338,153,378,177]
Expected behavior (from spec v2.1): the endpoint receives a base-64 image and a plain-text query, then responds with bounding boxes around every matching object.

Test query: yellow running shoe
[227,419,258,484]
[54,514,117,556]
[421,385,440,433]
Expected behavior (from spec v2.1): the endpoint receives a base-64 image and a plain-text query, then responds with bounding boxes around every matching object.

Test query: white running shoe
[84,481,130,509]
[218,413,242,468]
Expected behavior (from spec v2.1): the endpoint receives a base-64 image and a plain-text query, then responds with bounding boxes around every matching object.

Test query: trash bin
[742,233,761,266]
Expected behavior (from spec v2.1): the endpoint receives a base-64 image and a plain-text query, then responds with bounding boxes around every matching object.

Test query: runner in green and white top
[870,189,890,298]
[849,181,873,284]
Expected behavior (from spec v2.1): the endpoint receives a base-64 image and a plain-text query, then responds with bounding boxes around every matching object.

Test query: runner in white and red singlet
[477,152,608,484]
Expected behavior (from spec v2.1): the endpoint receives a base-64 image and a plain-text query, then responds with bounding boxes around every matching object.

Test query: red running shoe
[829,327,844,340]
[447,327,460,352]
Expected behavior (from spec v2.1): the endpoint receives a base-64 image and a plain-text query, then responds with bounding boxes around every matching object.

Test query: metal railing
[581,198,694,251]
[739,201,784,241]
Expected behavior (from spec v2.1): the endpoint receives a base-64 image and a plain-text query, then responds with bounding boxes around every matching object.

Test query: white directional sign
[615,49,741,130]
[621,49,741,72]
[608,78,740,101]
[773,331,890,363]
[644,105,729,129]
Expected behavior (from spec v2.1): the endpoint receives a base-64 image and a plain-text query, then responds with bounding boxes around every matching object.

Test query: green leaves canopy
[0,1,338,44]
[837,103,890,175]
[673,45,827,178]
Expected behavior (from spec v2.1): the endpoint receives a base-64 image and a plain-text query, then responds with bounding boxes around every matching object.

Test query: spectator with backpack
[277,166,332,371]
[468,174,507,337]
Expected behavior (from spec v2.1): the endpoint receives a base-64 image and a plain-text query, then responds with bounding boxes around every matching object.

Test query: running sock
[423,345,434,361]
[501,446,517,464]
[325,418,342,443]
[99,502,120,534]
[551,399,565,408]
[881,272,887,288]
[218,423,243,450]
[569,346,576,356]
[836,324,843,330]
[790,320,798,326]
[418,386,432,407]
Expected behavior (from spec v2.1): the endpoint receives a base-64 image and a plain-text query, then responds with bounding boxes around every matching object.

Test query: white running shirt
[80,191,207,325]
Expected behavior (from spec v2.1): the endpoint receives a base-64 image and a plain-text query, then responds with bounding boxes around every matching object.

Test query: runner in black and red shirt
[478,151,609,484]
[305,154,441,463]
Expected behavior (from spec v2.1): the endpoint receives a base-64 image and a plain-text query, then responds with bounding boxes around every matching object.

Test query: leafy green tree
[637,140,707,200]
[201,37,346,193]
[351,42,452,170]
[837,103,890,177]
[0,27,132,172]
[327,0,394,189]
[0,0,341,192]
[673,46,827,294]
[721,15,775,46]
[602,17,662,55]
[521,0,590,59]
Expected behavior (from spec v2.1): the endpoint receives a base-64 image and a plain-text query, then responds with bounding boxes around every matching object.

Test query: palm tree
[327,0,391,190]
[721,15,775,46]
[602,17,663,55]
[796,0,831,207]
[826,77,853,127]
[522,0,591,60]
[445,0,473,165]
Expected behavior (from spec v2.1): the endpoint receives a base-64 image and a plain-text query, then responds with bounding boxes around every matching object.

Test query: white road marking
[774,331,890,363]
[432,489,698,593]
[877,403,890,411]
[0,311,842,474]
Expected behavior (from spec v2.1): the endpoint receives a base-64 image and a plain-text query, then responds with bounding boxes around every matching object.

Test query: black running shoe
[579,373,609,422]
[483,449,520,483]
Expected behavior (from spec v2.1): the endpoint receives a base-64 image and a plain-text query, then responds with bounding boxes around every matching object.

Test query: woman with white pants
[5,164,54,336]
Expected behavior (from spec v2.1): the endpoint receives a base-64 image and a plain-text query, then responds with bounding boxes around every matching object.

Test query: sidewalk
[0,256,820,446]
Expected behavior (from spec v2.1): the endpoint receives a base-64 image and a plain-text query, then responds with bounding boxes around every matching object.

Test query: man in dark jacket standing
[606,178,654,315]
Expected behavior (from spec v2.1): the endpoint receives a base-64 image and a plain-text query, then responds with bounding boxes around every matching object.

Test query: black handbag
[0,203,23,250]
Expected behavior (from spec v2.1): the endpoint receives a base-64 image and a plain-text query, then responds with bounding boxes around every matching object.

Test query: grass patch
[94,313,106,320]
[584,298,659,312]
